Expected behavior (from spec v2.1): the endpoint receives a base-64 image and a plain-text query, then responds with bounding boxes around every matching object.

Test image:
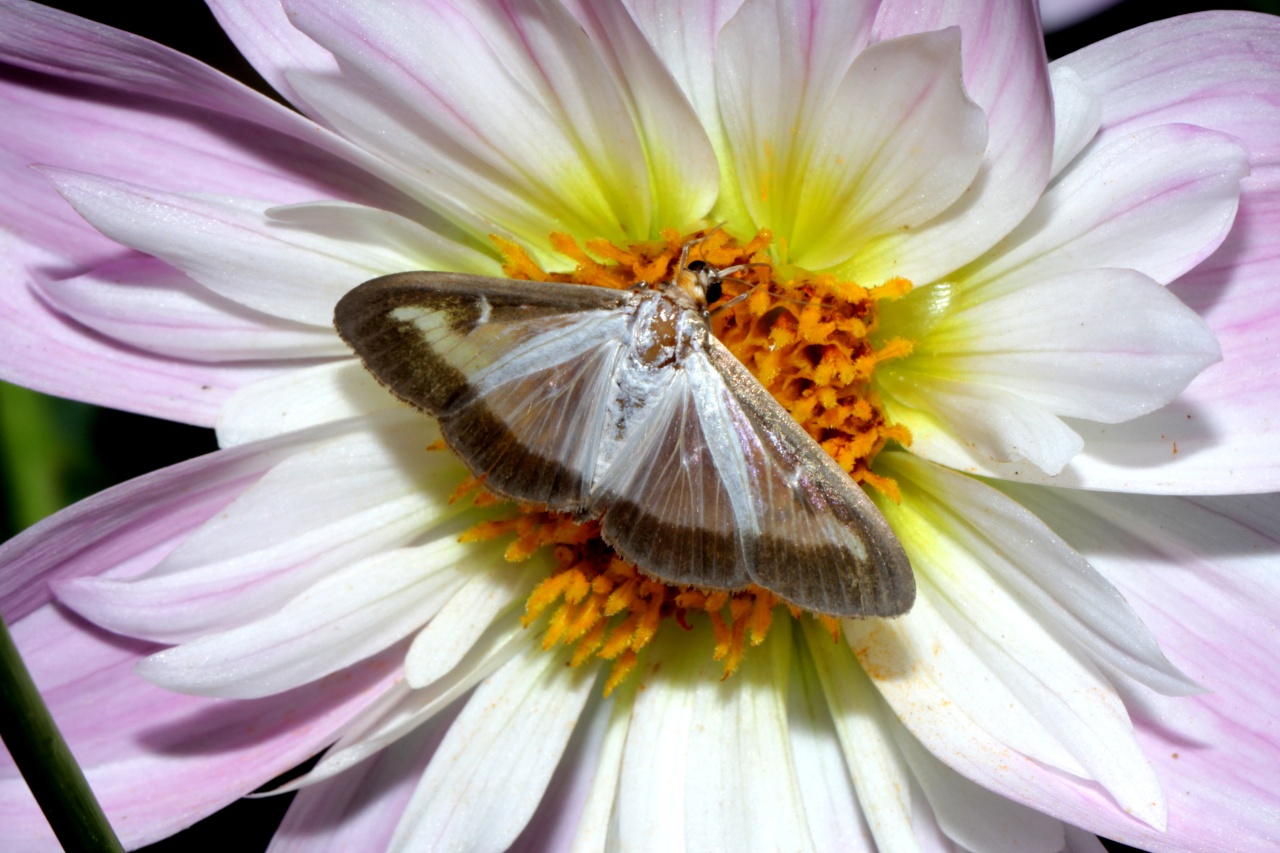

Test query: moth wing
[589,367,751,591]
[335,272,633,508]
[698,341,915,617]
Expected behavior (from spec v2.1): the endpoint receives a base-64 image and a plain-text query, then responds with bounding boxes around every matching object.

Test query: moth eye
[687,260,708,272]
[705,278,722,304]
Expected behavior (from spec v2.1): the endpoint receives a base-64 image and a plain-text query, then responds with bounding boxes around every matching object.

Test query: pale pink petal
[38,256,343,362]
[283,0,655,245]
[266,701,461,853]
[56,416,462,644]
[0,416,366,622]
[204,0,340,110]
[1048,66,1102,180]
[42,171,440,326]
[135,540,479,699]
[893,723,1065,852]
[623,0,745,144]
[967,124,1248,292]
[0,2,411,215]
[911,182,1280,493]
[388,646,596,852]
[0,604,402,851]
[984,485,1280,852]
[1056,12,1280,171]
[0,236,277,425]
[869,0,1054,283]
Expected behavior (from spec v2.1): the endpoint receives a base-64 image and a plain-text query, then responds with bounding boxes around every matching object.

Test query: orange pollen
[457,228,914,691]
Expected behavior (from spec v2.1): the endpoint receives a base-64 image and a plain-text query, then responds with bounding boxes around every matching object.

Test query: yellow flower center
[455,228,913,693]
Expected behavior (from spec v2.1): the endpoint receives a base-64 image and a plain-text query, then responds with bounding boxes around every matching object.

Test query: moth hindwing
[335,271,914,618]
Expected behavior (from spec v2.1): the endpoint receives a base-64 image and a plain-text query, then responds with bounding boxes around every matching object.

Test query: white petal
[1048,65,1101,181]
[508,691,613,853]
[135,539,488,699]
[43,170,432,325]
[916,268,1222,423]
[800,29,987,273]
[216,360,407,447]
[684,625,816,853]
[608,636,700,853]
[277,605,530,792]
[284,0,655,246]
[884,453,1198,696]
[265,710,447,853]
[559,0,719,230]
[389,645,597,853]
[881,373,1084,475]
[265,201,498,275]
[713,0,878,237]
[893,726,1065,853]
[861,488,1167,827]
[789,634,875,852]
[58,417,466,642]
[965,124,1249,293]
[37,257,343,362]
[803,619,920,853]
[565,689,632,853]
[405,555,545,689]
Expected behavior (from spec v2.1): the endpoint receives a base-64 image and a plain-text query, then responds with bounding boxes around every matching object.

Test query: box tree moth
[335,255,915,618]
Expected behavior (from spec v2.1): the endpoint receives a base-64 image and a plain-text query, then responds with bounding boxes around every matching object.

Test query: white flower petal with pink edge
[882,267,1221,474]
[867,0,1054,283]
[56,417,467,643]
[864,454,1171,827]
[721,26,988,274]
[1047,66,1102,180]
[999,486,1280,851]
[264,715,449,853]
[404,559,544,689]
[215,361,406,447]
[0,415,373,621]
[0,605,404,852]
[282,0,671,249]
[134,539,502,699]
[37,256,343,362]
[923,182,1280,493]
[43,170,481,326]
[387,645,596,853]
[278,606,529,793]
[964,124,1249,294]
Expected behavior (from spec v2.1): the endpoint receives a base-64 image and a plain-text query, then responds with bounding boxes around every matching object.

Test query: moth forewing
[336,269,915,619]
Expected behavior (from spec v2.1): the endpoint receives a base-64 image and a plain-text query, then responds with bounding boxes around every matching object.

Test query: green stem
[0,617,124,852]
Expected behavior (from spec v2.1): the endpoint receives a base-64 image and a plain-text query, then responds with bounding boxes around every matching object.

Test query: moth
[335,254,915,618]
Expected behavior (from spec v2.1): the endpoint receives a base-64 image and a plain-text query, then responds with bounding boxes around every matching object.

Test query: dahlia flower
[2,1,1279,851]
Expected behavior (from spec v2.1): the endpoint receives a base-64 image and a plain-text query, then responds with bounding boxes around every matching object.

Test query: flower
[2,0,1279,851]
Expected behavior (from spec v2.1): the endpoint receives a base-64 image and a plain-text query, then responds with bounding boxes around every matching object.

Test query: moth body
[336,265,915,618]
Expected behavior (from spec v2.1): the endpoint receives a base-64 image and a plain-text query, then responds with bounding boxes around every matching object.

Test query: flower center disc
[457,228,913,693]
